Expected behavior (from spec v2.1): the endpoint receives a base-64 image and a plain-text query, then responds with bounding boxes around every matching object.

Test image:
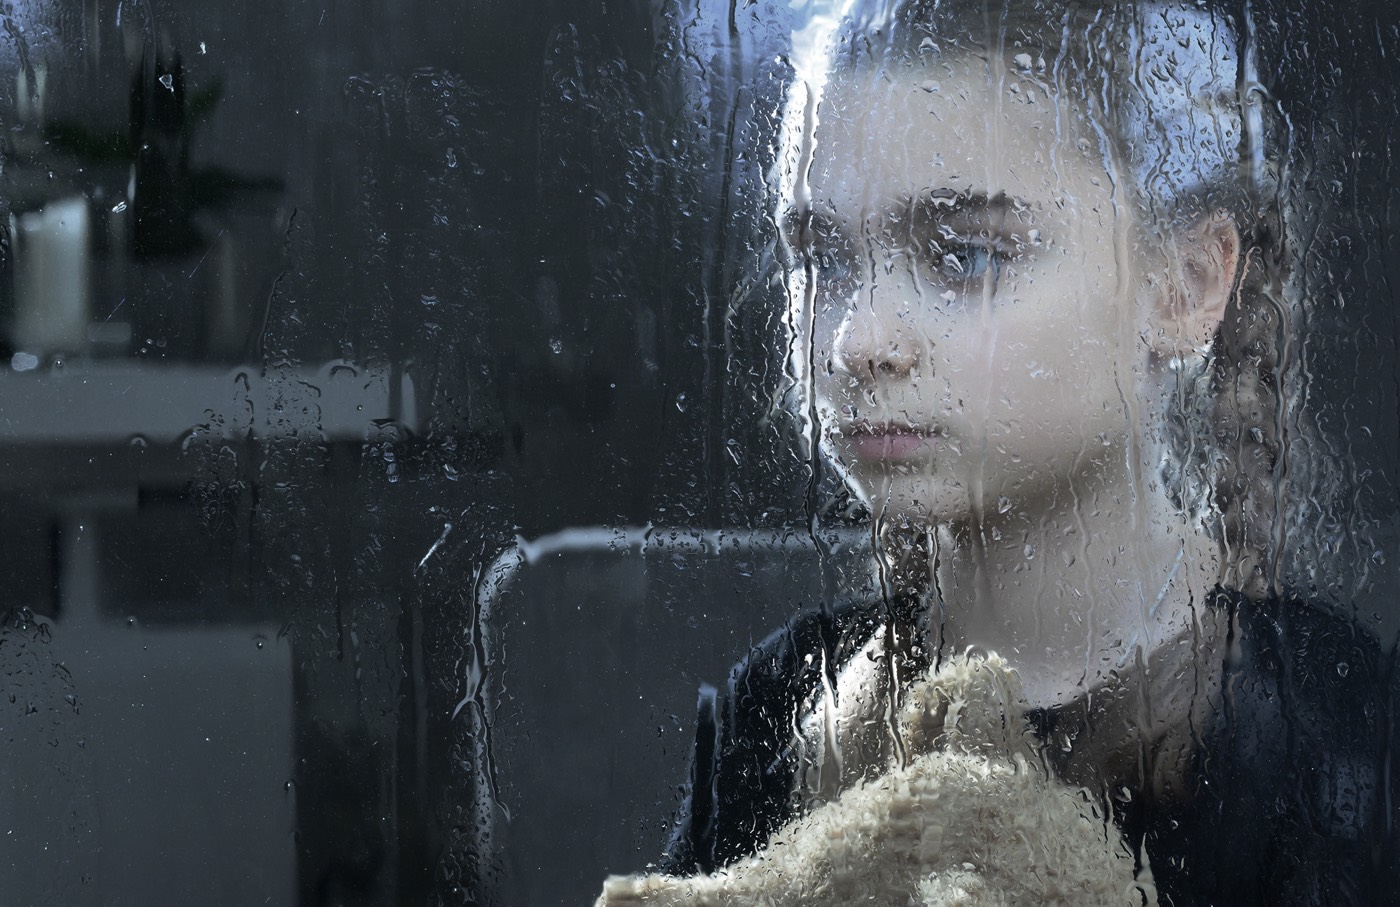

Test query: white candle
[11,196,91,357]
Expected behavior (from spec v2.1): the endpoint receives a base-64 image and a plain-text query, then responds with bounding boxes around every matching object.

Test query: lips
[841,422,939,462]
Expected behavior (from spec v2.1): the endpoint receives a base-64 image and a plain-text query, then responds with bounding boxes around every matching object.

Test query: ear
[1154,213,1241,356]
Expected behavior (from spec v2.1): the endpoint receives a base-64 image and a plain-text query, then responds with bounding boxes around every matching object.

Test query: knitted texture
[595,654,1151,907]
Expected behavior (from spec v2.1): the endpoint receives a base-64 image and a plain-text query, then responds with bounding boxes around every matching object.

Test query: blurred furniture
[472,524,878,906]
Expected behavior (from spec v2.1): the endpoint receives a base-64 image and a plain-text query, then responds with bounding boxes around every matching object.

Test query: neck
[914,453,1222,708]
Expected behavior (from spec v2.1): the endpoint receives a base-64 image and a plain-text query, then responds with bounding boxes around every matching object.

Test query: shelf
[0,359,417,446]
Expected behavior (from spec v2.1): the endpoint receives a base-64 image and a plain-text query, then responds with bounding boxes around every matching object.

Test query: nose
[834,299,923,380]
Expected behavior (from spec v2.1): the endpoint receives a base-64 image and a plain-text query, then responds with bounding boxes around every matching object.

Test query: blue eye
[930,241,1003,289]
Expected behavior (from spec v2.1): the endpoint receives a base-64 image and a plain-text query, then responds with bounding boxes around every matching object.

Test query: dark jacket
[661,589,1400,906]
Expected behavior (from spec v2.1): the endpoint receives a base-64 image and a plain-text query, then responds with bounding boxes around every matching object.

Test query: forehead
[805,55,1112,221]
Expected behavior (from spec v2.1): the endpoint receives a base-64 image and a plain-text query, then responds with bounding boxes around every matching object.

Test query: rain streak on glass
[1,2,1398,907]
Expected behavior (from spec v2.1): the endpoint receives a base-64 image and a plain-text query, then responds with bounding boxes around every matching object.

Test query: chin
[851,471,973,529]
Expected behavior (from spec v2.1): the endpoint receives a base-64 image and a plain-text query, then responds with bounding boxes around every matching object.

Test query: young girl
[609,1,1399,902]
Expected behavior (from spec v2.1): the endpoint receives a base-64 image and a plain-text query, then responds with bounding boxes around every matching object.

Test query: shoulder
[1219,588,1398,768]
[661,596,906,874]
[722,596,897,727]
[1157,589,1400,904]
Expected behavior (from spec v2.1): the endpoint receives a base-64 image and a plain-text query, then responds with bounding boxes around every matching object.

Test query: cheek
[938,308,1138,435]
[988,276,1137,371]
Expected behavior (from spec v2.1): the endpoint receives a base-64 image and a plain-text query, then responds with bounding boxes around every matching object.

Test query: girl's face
[798,54,1167,526]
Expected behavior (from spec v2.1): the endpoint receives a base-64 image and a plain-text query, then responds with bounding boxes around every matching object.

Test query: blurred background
[0,1,1398,905]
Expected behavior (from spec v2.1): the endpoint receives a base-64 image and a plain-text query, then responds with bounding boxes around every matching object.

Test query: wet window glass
[2,1,1399,905]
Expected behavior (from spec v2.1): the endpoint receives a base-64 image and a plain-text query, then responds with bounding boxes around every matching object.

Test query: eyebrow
[795,188,1036,232]
[784,188,1034,244]
[906,189,1033,229]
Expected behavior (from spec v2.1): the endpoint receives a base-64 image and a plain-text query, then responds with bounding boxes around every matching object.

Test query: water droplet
[446,148,458,168]
[10,352,38,372]
[675,393,688,413]
[549,338,563,354]
[159,73,174,92]
[420,294,439,307]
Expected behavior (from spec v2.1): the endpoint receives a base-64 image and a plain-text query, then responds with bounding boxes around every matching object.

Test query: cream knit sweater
[595,654,1153,907]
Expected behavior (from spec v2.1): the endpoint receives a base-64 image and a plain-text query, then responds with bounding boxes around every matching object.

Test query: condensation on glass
[0,1,1397,906]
